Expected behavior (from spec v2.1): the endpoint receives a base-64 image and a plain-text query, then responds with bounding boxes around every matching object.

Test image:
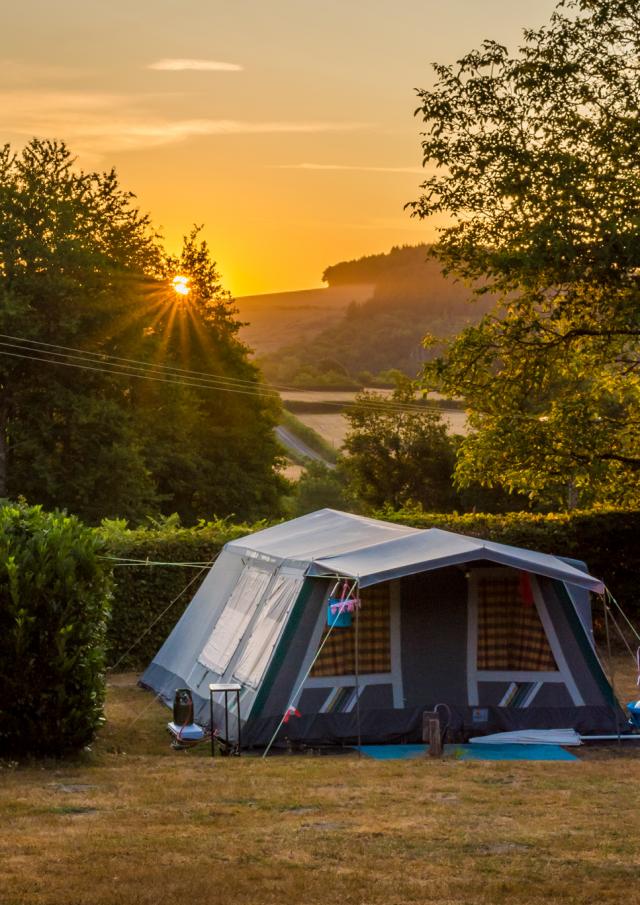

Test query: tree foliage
[133,225,286,522]
[410,0,640,506]
[286,460,349,518]
[0,139,285,524]
[341,380,459,511]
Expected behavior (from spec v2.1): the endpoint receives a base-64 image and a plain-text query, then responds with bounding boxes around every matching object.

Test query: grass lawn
[1,659,639,905]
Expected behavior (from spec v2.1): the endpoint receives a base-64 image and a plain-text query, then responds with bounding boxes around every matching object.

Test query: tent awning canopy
[307,526,604,594]
[226,510,604,594]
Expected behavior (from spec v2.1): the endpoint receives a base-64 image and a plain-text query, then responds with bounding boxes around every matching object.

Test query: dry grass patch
[1,660,639,905]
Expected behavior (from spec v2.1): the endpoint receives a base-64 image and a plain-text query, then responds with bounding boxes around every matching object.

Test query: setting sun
[171,274,190,296]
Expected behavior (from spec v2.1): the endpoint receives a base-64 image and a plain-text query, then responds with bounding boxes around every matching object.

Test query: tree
[0,140,286,523]
[0,139,163,520]
[287,460,349,517]
[341,380,459,511]
[135,226,287,522]
[410,0,640,507]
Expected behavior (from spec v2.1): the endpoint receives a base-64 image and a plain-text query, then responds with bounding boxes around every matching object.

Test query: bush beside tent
[0,504,112,757]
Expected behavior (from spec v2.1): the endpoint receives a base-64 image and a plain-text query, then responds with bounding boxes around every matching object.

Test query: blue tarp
[356,743,578,761]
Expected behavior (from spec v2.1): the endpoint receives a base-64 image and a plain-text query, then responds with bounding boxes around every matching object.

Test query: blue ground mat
[355,743,578,762]
[356,744,426,760]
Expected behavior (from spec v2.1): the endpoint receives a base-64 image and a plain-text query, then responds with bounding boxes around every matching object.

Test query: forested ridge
[260,245,493,385]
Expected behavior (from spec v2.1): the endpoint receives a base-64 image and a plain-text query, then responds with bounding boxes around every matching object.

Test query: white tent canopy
[308,527,604,594]
[227,510,604,594]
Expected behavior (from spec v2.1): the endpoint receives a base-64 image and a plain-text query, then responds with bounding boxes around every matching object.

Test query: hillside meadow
[1,659,638,905]
[236,284,373,356]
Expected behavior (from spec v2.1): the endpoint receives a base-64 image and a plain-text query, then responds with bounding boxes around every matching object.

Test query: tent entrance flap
[233,574,303,688]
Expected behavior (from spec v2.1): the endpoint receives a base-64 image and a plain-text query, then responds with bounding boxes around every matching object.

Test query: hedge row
[103,508,640,670]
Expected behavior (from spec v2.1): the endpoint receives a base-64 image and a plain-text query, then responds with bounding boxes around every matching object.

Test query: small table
[209,683,242,757]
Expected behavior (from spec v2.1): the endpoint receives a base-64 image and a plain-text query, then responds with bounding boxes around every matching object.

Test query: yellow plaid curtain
[311,583,391,677]
[477,575,557,672]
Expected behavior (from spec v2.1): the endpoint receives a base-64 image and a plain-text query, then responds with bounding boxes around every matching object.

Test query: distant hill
[236,284,373,356]
[252,245,493,386]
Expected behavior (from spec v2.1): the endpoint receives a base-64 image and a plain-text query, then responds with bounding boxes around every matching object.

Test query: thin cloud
[0,90,370,156]
[148,58,243,72]
[275,162,425,174]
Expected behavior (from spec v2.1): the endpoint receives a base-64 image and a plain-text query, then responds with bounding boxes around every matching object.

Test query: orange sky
[2,1,557,296]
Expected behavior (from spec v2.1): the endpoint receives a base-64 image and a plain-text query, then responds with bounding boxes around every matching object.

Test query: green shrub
[100,517,262,670]
[0,504,111,757]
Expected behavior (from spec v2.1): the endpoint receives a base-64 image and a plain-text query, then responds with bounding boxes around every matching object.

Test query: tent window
[311,583,391,677]
[234,574,303,688]
[477,574,557,672]
[198,565,272,675]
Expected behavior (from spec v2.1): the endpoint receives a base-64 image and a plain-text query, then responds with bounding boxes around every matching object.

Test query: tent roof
[226,509,604,594]
[226,509,419,562]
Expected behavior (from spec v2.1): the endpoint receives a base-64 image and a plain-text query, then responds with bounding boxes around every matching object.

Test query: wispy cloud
[275,162,424,174]
[0,90,371,157]
[148,58,243,72]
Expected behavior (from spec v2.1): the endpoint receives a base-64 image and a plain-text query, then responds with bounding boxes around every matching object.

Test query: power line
[0,333,276,390]
[0,339,269,396]
[0,333,458,417]
[0,348,278,398]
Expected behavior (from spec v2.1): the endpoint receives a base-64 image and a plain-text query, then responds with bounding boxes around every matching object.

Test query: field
[280,390,469,453]
[1,661,639,905]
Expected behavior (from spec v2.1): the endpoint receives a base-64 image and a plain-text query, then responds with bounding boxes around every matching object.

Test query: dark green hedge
[101,518,263,670]
[0,504,111,757]
[379,506,640,625]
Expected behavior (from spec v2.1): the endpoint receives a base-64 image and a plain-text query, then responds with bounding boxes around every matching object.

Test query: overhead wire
[0,334,436,413]
[0,332,279,390]
[106,554,218,674]
[0,332,459,417]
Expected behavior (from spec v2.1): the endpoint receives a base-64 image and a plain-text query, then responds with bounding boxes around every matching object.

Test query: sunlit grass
[0,659,638,905]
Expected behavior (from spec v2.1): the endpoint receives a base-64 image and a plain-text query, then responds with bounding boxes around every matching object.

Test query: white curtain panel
[198,565,272,675]
[234,574,304,687]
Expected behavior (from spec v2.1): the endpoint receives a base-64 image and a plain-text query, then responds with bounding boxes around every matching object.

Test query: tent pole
[354,578,362,757]
[603,593,621,744]
[262,582,352,759]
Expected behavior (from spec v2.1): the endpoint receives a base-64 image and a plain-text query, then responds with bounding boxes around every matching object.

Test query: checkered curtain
[477,574,557,671]
[310,583,391,677]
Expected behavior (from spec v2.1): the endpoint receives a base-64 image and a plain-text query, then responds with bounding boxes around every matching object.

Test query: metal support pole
[224,690,229,750]
[210,689,215,758]
[354,586,362,756]
[236,689,241,754]
[603,594,622,744]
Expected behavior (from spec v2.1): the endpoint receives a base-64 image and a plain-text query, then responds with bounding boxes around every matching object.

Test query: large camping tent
[141,509,621,746]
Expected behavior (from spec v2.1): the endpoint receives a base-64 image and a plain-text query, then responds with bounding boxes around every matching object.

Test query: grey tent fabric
[306,524,604,594]
[226,509,419,565]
